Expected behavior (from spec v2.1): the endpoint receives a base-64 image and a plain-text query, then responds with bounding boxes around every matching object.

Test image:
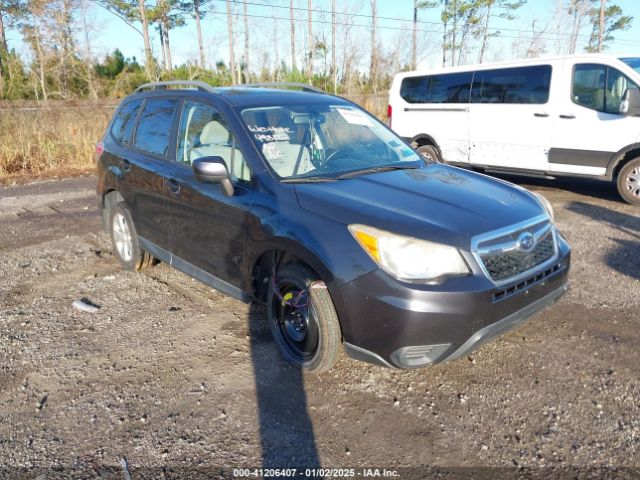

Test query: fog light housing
[391,343,452,368]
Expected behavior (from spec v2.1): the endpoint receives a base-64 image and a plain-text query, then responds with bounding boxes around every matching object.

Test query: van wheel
[616,158,640,206]
[109,202,155,271]
[267,264,342,373]
[417,145,441,163]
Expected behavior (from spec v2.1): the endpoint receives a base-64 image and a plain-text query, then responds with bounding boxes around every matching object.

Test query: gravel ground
[0,175,639,479]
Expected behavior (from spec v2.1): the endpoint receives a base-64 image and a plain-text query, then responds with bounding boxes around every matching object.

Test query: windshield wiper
[281,176,338,183]
[335,164,420,179]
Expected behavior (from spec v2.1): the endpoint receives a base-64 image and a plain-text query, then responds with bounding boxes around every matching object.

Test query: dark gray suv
[96,81,571,372]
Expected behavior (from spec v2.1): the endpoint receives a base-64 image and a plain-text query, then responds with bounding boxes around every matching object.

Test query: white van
[389,54,640,205]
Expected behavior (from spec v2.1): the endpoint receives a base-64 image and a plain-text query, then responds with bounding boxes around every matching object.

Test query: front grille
[472,216,558,285]
[492,260,567,302]
[482,229,555,282]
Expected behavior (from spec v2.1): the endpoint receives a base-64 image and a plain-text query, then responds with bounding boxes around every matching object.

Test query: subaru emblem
[518,232,536,252]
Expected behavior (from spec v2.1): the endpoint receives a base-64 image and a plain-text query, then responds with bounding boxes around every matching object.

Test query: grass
[0,94,387,182]
[0,102,114,181]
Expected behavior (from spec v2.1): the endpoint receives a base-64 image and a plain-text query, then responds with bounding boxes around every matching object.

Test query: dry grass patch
[0,102,114,177]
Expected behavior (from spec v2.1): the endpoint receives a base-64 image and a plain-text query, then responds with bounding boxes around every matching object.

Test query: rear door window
[110,99,142,145]
[471,65,552,104]
[134,98,178,157]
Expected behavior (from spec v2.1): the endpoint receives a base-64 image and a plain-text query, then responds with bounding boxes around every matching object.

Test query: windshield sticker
[263,142,285,160]
[248,125,293,142]
[336,108,373,126]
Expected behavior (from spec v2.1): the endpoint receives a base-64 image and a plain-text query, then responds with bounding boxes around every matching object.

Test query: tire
[267,264,342,373]
[416,144,441,163]
[109,202,155,271]
[617,158,640,206]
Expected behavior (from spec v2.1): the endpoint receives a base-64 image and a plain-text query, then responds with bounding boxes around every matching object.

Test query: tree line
[0,0,634,100]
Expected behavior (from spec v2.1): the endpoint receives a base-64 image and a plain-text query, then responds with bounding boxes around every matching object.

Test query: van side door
[548,62,640,177]
[467,64,554,170]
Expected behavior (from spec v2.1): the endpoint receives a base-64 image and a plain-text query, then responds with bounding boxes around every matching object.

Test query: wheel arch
[606,143,640,180]
[248,238,335,303]
[410,133,441,153]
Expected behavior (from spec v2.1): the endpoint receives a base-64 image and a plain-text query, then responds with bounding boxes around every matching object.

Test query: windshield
[240,103,421,180]
[620,57,640,75]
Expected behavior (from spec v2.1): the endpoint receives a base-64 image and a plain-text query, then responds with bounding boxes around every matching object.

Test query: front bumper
[331,238,571,369]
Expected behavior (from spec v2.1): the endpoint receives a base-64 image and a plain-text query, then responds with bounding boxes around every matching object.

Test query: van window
[400,72,472,104]
[134,98,178,157]
[471,65,551,104]
[110,99,142,145]
[573,64,640,114]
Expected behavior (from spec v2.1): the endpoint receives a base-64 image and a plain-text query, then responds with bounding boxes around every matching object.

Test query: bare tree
[226,0,236,84]
[369,0,378,92]
[307,0,313,82]
[98,0,155,77]
[188,0,209,68]
[79,0,97,98]
[567,0,591,54]
[477,0,525,64]
[331,0,336,93]
[290,0,296,71]
[597,0,605,51]
[243,0,249,81]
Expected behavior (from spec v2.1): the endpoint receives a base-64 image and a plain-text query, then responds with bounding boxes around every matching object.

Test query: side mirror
[620,88,640,116]
[192,156,235,196]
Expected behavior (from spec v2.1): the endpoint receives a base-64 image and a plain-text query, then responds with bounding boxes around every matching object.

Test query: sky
[6,0,640,71]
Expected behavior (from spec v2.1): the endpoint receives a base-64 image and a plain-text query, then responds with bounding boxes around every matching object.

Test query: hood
[294,164,546,249]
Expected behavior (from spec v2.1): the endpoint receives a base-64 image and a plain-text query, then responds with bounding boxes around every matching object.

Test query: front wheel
[267,264,342,373]
[616,158,640,206]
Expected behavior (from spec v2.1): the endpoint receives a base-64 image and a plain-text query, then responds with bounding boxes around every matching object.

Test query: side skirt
[138,236,251,304]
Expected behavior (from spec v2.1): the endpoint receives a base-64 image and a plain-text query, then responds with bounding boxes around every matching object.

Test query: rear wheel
[109,202,155,271]
[267,264,342,373]
[616,157,640,206]
[416,144,441,163]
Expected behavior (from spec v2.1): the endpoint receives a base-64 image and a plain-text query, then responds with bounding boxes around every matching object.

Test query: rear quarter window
[134,98,178,157]
[400,72,472,104]
[110,99,142,144]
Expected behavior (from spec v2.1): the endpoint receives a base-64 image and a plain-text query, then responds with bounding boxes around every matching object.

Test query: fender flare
[606,142,640,179]
[248,237,335,290]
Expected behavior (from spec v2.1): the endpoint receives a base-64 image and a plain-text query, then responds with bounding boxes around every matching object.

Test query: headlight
[532,192,554,221]
[348,224,470,283]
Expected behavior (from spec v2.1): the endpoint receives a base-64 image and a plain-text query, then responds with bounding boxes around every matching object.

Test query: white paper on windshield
[336,108,373,126]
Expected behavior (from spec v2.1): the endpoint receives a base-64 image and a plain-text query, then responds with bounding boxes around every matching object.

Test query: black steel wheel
[267,264,342,372]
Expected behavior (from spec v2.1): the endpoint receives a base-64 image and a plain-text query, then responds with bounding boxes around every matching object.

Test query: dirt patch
[0,176,639,478]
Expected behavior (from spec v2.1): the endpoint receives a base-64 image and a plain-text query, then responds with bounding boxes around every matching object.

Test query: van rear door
[391,72,471,164]
[467,64,554,170]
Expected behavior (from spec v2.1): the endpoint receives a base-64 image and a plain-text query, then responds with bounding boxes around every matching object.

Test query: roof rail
[240,82,326,94]
[134,80,217,94]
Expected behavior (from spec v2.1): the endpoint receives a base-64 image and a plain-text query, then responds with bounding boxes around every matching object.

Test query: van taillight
[387,104,392,127]
[95,142,104,160]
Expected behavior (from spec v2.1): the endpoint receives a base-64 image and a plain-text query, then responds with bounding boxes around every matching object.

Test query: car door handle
[167,178,181,195]
[559,114,576,119]
[534,112,549,118]
[119,159,131,172]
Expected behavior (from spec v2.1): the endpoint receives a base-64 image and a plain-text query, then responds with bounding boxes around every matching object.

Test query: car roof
[128,83,352,109]
[395,53,637,80]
